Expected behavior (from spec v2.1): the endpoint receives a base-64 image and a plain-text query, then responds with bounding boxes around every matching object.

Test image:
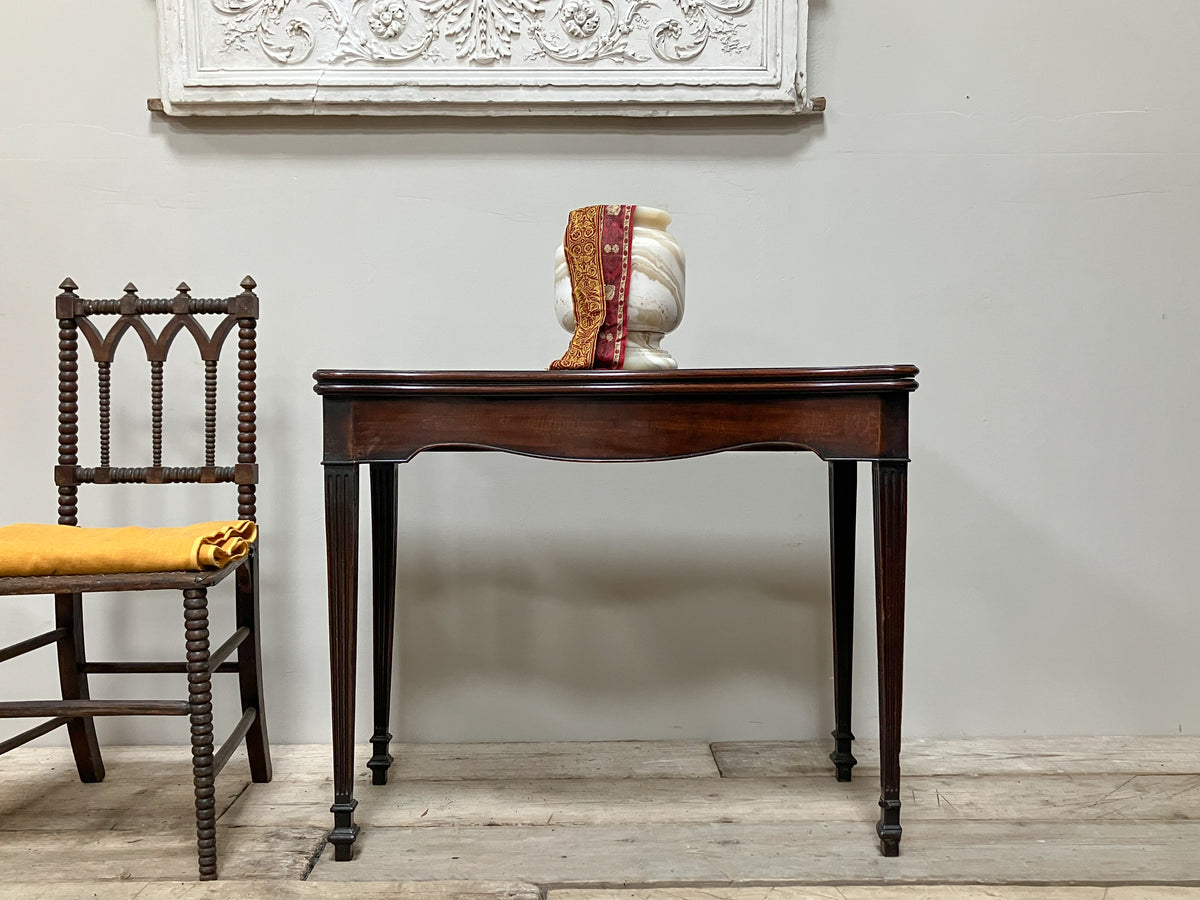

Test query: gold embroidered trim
[611,204,634,368]
[550,206,606,370]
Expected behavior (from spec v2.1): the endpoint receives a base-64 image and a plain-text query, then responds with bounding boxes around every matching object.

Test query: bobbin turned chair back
[0,277,271,882]
[55,276,259,523]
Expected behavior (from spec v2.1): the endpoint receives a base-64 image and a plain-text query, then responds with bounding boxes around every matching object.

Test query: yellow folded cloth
[0,520,257,577]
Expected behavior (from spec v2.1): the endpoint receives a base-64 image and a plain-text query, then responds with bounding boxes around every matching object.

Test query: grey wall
[2,1,1198,746]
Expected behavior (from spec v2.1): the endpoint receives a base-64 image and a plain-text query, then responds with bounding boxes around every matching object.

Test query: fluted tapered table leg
[873,460,907,856]
[325,463,360,861]
[368,462,398,785]
[828,460,858,782]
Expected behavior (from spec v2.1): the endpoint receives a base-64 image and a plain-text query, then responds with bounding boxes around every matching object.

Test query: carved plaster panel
[155,0,812,114]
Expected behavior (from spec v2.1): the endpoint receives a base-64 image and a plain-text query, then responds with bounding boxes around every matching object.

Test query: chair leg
[54,592,104,783]
[184,587,218,881]
[235,550,272,783]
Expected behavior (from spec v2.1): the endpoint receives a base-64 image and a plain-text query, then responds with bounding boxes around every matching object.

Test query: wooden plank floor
[1,738,1198,897]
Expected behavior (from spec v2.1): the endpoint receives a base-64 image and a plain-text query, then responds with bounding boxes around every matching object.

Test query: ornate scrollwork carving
[211,0,754,67]
[212,0,346,64]
[649,0,753,61]
[526,0,650,63]
[326,0,442,63]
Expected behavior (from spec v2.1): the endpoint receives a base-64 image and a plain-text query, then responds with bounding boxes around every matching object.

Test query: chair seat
[0,558,244,596]
[0,521,257,579]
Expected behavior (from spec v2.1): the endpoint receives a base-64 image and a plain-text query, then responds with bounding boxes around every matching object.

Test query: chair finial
[59,277,78,293]
[240,275,257,291]
[124,282,139,295]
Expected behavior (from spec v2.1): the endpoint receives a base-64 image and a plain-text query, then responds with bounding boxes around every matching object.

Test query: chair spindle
[98,361,111,468]
[57,279,80,527]
[205,361,218,468]
[236,276,257,522]
[151,360,164,468]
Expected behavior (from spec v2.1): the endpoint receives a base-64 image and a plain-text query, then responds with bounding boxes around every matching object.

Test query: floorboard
[306,820,1200,885]
[0,826,322,881]
[224,773,1200,828]
[712,738,1200,778]
[552,890,1200,900]
[0,883,542,899]
[3,888,1199,900]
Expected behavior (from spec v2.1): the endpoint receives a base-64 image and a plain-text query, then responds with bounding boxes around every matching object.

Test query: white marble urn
[554,206,686,370]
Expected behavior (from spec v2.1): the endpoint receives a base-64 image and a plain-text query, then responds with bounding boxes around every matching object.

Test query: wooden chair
[0,277,271,880]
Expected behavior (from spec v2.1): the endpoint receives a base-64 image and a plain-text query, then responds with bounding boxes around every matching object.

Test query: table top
[314,367,918,464]
[313,366,920,397]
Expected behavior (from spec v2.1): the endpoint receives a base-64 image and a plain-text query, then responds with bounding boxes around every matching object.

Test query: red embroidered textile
[550,204,636,370]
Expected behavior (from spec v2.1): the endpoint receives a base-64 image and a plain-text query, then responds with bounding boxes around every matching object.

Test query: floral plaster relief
[157,0,813,114]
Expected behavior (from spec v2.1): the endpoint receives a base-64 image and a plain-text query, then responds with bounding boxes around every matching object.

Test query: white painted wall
[2,1,1198,749]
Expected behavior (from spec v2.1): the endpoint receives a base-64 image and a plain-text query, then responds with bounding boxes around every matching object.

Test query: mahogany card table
[314,367,918,861]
